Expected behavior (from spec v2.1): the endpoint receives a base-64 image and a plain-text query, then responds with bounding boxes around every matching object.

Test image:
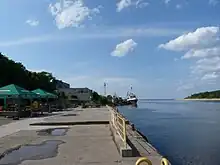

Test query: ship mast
[104,82,107,96]
[127,85,132,97]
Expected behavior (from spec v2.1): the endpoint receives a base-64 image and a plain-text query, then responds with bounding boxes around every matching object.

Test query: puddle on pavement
[0,140,64,165]
[37,128,68,136]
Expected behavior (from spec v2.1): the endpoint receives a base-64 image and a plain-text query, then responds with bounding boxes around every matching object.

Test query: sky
[0,0,219,98]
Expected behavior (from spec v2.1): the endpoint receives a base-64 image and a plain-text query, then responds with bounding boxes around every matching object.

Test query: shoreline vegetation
[182,98,220,101]
[183,90,220,101]
[0,52,126,108]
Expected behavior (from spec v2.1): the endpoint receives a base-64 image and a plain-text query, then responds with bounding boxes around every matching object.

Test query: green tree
[91,91,100,102]
[100,96,108,105]
[107,95,113,101]
[0,52,56,92]
[186,90,220,99]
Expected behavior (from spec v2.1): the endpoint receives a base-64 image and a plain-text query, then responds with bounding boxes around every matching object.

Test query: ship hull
[127,98,138,105]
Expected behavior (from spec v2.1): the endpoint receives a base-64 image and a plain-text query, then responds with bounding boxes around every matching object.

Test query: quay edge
[107,105,170,164]
[0,106,170,165]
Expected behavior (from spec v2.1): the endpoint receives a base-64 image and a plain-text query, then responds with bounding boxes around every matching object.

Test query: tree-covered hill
[185,90,220,99]
[0,52,56,92]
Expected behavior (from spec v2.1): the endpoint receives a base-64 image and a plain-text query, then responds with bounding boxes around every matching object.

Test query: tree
[100,96,108,105]
[186,90,220,99]
[91,91,100,102]
[107,95,113,101]
[0,52,56,92]
[90,91,113,105]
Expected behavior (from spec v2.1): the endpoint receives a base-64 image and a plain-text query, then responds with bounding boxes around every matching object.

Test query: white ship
[126,86,138,105]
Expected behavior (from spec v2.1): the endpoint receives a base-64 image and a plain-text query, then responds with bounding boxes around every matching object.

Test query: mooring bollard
[135,157,152,165]
[161,157,170,165]
[131,123,135,131]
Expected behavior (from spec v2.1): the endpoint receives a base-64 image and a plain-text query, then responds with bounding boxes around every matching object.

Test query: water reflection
[0,140,64,165]
[38,128,68,136]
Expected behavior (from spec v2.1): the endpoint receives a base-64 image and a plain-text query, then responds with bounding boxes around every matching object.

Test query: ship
[126,86,138,105]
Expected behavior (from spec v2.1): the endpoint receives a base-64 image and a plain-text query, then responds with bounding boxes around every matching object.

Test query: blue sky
[0,0,220,98]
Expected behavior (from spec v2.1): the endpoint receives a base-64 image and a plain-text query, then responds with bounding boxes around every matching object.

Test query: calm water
[118,100,220,165]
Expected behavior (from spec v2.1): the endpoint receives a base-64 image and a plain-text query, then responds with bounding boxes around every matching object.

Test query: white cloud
[136,0,149,8]
[159,26,219,51]
[201,72,219,80]
[164,0,171,5]
[63,75,137,96]
[26,19,39,26]
[192,57,220,74]
[0,27,186,47]
[117,0,132,11]
[111,39,137,57]
[177,83,194,91]
[176,4,182,9]
[116,0,148,12]
[159,26,220,85]
[49,0,101,29]
[182,47,220,59]
[196,56,220,65]
[209,0,219,6]
[174,58,178,61]
[112,27,185,37]
[0,35,54,47]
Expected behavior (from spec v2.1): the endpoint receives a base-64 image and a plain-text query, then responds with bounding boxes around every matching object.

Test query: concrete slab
[0,125,123,165]
[0,117,69,138]
[0,107,165,165]
[44,108,110,123]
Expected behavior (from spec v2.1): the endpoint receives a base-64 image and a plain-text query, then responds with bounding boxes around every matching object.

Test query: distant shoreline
[182,98,220,101]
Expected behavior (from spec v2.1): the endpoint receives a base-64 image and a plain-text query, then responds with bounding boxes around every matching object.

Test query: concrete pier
[0,107,166,165]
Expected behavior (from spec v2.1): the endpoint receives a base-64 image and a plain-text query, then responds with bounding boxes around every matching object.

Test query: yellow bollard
[135,157,152,165]
[161,158,170,165]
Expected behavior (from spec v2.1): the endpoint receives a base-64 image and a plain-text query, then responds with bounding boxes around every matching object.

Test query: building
[58,87,92,103]
[55,80,70,89]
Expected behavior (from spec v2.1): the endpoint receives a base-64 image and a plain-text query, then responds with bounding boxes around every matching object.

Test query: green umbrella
[46,92,58,99]
[0,84,38,109]
[32,89,57,99]
[0,84,38,99]
[32,89,57,113]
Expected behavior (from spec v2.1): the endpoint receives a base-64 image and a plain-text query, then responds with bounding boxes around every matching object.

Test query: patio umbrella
[0,84,38,109]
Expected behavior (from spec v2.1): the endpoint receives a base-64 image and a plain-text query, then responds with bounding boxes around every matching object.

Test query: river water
[118,100,220,165]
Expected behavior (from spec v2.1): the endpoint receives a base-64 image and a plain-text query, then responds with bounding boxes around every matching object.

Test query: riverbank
[183,98,220,101]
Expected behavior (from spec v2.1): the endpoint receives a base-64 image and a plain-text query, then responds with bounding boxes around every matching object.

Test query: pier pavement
[0,107,165,165]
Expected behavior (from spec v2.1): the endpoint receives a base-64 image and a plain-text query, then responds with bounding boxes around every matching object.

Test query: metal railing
[110,108,127,148]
